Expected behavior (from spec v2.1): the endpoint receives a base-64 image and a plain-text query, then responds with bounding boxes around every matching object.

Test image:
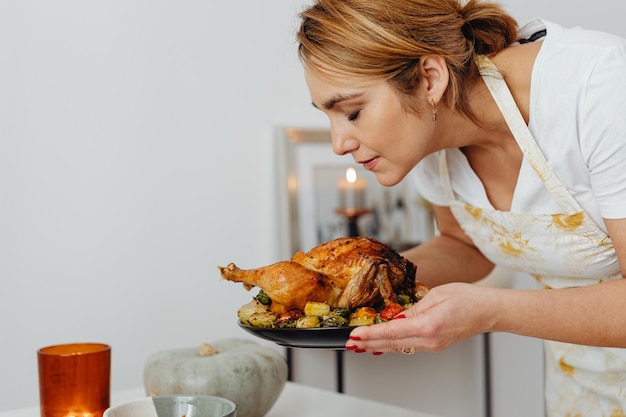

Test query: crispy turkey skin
[218,237,427,311]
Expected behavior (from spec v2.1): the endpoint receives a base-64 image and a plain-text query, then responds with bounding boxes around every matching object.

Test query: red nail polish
[394,314,407,319]
[355,349,366,353]
[349,336,362,341]
[372,352,384,356]
[346,345,358,350]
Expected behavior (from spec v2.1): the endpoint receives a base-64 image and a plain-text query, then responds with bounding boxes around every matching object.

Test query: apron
[439,55,626,416]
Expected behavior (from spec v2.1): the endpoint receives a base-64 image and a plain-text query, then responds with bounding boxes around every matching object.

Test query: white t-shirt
[413,18,626,232]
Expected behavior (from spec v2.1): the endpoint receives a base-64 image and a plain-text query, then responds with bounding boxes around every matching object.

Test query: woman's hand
[345,282,500,354]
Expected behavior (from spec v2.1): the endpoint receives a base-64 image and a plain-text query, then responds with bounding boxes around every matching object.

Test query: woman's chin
[373,172,404,187]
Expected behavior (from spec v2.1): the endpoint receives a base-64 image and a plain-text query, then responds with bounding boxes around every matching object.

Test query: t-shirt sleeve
[580,43,626,219]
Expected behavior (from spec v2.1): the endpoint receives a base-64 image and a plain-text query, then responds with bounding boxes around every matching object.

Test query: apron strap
[475,55,583,214]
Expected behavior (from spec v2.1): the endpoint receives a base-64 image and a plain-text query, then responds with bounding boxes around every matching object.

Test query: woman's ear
[419,55,449,104]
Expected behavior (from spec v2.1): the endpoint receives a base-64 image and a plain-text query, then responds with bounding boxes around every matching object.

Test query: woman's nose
[331,126,359,156]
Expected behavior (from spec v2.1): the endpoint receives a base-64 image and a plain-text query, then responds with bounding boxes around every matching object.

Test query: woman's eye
[347,110,360,121]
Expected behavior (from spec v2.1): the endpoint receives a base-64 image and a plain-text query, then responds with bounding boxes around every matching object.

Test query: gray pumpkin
[143,338,288,417]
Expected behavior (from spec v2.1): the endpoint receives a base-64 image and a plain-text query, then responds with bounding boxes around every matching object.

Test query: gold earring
[431,99,438,122]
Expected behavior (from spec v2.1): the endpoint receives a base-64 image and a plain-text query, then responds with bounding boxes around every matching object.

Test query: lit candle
[337,167,367,209]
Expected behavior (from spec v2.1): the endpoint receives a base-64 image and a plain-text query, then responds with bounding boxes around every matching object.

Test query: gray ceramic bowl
[104,395,237,417]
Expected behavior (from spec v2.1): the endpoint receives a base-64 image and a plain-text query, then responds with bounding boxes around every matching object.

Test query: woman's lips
[361,157,378,171]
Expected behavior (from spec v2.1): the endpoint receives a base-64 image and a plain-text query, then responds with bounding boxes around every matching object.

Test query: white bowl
[104,395,237,417]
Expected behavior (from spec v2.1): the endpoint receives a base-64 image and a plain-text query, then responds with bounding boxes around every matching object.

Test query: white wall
[0,0,324,410]
[1,0,623,414]
[501,0,625,34]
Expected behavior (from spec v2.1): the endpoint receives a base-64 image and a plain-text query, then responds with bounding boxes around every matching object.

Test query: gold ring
[401,347,415,355]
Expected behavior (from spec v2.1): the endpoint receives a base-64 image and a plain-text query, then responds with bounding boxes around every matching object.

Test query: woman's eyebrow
[312,92,364,111]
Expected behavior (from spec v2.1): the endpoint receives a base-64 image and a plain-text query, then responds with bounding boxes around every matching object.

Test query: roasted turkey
[218,237,428,311]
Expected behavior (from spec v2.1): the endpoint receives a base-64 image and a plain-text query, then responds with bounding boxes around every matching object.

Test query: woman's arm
[492,217,626,348]
[400,204,494,288]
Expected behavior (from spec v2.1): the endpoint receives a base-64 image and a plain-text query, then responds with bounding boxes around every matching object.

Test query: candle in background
[338,167,367,209]
[38,343,111,417]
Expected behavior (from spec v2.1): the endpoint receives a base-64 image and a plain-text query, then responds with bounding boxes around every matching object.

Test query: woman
[297,0,626,415]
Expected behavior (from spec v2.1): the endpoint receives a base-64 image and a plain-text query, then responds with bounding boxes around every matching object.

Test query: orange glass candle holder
[38,343,111,417]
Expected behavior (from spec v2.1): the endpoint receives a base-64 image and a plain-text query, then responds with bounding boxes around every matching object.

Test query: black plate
[238,322,355,349]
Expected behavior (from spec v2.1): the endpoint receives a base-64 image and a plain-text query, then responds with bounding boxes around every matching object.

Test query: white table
[1,381,441,417]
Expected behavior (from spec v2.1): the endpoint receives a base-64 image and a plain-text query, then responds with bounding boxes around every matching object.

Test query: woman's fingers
[345,283,492,353]
[346,308,440,352]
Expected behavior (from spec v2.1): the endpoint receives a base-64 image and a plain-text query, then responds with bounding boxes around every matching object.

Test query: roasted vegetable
[296,315,320,328]
[276,309,303,328]
[248,311,278,328]
[396,294,412,306]
[238,299,270,325]
[304,301,331,317]
[277,320,296,329]
[239,298,415,329]
[330,308,351,319]
[380,303,404,320]
[349,307,377,326]
[277,309,302,322]
[256,289,272,306]
[320,315,349,328]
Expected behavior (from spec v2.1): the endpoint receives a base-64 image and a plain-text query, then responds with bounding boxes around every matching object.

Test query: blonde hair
[297,0,518,121]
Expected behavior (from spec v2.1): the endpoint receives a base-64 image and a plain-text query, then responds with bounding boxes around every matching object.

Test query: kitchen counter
[0,381,441,417]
